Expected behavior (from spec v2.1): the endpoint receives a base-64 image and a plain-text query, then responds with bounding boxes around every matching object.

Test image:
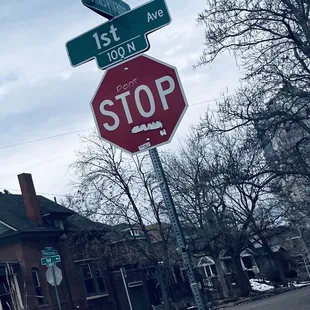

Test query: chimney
[18,173,43,225]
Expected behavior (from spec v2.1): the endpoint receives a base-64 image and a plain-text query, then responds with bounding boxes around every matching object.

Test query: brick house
[0,173,126,310]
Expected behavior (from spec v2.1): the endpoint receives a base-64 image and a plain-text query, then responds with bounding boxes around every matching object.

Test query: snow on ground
[291,281,310,287]
[250,279,310,292]
[250,279,274,292]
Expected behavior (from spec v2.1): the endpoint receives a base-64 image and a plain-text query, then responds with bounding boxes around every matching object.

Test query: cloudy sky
[0,0,240,200]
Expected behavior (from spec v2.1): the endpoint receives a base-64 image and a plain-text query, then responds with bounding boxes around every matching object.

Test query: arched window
[31,269,45,305]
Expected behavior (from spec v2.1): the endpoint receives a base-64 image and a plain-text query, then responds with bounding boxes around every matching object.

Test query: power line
[0,96,231,197]
[0,95,232,151]
[189,95,231,106]
[0,128,91,150]
[0,187,67,197]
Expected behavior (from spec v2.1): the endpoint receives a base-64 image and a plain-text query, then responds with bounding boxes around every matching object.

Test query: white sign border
[89,53,189,156]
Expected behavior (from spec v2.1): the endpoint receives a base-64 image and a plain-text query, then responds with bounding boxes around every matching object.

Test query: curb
[212,284,310,309]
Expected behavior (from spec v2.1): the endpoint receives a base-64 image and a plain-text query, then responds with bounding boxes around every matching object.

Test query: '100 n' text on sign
[66,0,171,70]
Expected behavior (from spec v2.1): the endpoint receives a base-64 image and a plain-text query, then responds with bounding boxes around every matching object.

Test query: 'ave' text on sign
[66,0,171,70]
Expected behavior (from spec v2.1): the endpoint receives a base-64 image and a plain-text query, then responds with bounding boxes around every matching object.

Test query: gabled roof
[251,244,288,256]
[197,256,215,266]
[241,248,255,257]
[0,194,73,234]
[66,213,110,232]
[113,223,140,231]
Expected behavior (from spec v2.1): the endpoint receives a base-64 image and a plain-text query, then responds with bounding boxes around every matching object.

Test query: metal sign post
[66,2,206,306]
[41,247,62,310]
[52,266,61,310]
[149,148,206,310]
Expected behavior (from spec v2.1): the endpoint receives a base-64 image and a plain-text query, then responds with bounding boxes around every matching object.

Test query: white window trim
[241,256,259,272]
[13,274,24,309]
[32,270,41,287]
[31,269,45,305]
[203,264,216,278]
[81,263,93,279]
[130,230,140,237]
[80,261,108,297]
[86,293,109,300]
[74,258,96,263]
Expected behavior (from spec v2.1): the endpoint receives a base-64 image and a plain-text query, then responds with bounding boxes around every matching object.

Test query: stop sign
[90,54,188,154]
[46,266,63,286]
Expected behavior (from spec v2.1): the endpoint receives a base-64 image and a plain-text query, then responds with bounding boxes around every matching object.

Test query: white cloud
[0,0,241,197]
[0,85,9,99]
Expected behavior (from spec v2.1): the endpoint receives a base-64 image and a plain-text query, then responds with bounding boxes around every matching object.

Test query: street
[229,287,310,310]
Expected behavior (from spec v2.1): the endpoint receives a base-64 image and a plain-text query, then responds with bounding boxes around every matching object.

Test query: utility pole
[149,148,206,310]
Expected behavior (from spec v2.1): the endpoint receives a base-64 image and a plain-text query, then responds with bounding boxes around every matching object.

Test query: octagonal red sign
[90,54,188,154]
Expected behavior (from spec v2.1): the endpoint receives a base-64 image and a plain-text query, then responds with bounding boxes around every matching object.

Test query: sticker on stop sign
[90,54,188,154]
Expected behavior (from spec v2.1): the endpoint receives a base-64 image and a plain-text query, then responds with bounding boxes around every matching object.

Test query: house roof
[66,213,110,232]
[241,248,255,257]
[0,191,114,242]
[113,223,140,231]
[197,255,215,266]
[0,194,73,234]
[254,244,287,256]
[145,223,170,243]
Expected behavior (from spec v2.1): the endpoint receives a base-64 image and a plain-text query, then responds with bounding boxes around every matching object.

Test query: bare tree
[163,131,232,298]
[197,0,310,95]
[69,131,173,310]
[197,0,310,186]
[166,124,292,291]
[164,130,253,296]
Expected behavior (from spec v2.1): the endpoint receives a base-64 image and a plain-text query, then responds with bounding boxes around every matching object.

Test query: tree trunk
[156,265,170,310]
[259,236,288,287]
[233,256,251,297]
[250,217,288,287]
[214,258,229,298]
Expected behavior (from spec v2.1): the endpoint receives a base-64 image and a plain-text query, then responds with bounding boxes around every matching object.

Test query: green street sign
[41,255,61,267]
[66,0,171,70]
[42,250,58,257]
[82,0,130,19]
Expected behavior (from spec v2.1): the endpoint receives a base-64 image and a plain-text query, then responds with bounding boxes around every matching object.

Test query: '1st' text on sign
[66,0,171,70]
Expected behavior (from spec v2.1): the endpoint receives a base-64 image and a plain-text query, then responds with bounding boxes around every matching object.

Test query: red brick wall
[0,233,138,310]
[0,236,87,310]
[59,239,119,310]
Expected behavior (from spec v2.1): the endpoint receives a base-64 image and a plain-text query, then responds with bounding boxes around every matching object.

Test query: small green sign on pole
[41,248,62,310]
[66,0,171,70]
[41,255,61,267]
[42,248,58,257]
[41,247,61,267]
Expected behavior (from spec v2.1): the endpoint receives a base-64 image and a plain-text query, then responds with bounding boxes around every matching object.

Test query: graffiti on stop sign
[99,75,175,136]
[90,54,188,154]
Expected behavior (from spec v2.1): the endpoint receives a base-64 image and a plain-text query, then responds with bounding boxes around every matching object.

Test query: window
[80,262,107,297]
[242,256,253,270]
[31,269,45,305]
[54,220,64,229]
[224,259,234,273]
[204,264,217,278]
[129,230,140,237]
[211,265,217,276]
